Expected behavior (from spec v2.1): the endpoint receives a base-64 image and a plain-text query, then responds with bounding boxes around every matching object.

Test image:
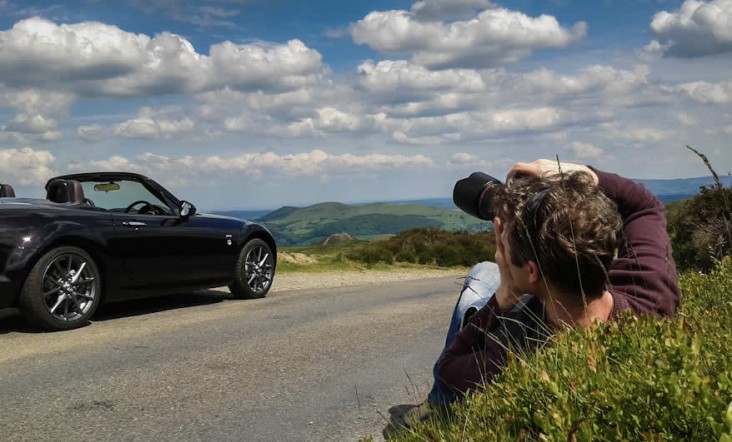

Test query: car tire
[229,239,275,299]
[19,246,102,331]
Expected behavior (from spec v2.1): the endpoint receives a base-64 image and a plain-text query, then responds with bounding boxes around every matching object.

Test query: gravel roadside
[271,268,469,292]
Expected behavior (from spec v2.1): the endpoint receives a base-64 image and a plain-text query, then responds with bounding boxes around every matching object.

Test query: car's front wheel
[19,246,102,331]
[229,239,275,299]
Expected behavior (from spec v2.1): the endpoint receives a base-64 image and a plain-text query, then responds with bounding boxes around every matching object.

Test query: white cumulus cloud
[676,80,732,104]
[77,124,104,142]
[209,40,325,92]
[447,152,494,171]
[113,108,196,140]
[358,60,485,94]
[351,6,586,69]
[0,17,327,96]
[4,114,58,134]
[200,150,433,176]
[648,0,732,57]
[0,147,56,185]
[0,17,330,144]
[411,0,493,21]
[286,107,366,136]
[0,88,75,139]
[69,150,434,183]
[488,107,562,133]
[518,65,650,97]
[603,124,671,144]
[569,142,604,159]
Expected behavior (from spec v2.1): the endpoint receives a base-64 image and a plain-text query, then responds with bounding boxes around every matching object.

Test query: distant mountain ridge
[634,175,732,202]
[213,175,731,246]
[250,201,487,246]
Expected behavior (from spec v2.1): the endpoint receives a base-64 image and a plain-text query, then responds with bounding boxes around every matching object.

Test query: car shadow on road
[0,309,35,334]
[0,290,229,334]
[93,290,229,322]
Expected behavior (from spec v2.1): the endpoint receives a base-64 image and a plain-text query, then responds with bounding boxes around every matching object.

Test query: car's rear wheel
[229,239,275,299]
[19,246,102,331]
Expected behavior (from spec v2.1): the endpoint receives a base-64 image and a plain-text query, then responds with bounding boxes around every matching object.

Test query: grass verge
[277,240,466,274]
[387,257,732,441]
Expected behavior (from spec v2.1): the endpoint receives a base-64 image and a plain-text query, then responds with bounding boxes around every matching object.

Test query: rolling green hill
[257,201,489,246]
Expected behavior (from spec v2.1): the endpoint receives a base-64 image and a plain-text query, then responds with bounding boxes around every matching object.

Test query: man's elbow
[437,355,492,397]
[437,356,465,395]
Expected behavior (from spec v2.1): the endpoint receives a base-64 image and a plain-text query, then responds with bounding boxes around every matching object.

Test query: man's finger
[506,161,543,181]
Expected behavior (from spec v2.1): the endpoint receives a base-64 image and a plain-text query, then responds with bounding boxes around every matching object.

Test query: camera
[453,172,503,221]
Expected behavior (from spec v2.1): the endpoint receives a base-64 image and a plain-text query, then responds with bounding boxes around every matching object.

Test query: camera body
[453,172,503,221]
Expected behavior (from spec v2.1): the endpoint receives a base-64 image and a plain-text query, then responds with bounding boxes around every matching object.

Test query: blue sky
[0,0,731,210]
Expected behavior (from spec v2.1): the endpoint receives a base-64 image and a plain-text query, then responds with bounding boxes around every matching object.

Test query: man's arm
[509,160,680,317]
[436,296,507,395]
[437,295,546,396]
[592,168,681,318]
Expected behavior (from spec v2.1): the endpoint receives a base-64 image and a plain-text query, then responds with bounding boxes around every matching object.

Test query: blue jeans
[427,261,500,405]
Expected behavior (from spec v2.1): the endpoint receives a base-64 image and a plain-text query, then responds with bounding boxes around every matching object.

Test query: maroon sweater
[437,168,682,396]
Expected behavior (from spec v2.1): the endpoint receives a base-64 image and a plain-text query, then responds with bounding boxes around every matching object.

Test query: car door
[109,211,231,289]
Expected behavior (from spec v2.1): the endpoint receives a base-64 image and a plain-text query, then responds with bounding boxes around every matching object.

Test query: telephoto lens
[452,172,503,220]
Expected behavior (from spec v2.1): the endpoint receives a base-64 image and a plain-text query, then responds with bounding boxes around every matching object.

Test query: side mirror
[180,200,196,218]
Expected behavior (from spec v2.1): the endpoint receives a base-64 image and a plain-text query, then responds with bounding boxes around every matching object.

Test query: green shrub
[346,228,496,267]
[391,258,732,441]
[667,146,732,271]
[667,185,732,271]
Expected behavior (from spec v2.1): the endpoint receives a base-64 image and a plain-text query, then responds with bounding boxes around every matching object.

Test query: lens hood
[453,172,502,221]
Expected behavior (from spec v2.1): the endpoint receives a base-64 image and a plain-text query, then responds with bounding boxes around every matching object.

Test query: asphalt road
[0,275,465,442]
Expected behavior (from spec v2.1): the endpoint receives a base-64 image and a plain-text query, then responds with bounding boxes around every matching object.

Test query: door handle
[122,221,147,227]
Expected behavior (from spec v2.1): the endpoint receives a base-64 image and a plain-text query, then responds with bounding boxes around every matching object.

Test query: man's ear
[527,260,542,284]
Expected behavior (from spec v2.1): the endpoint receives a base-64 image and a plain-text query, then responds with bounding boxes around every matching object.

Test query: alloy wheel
[244,244,274,294]
[41,252,98,323]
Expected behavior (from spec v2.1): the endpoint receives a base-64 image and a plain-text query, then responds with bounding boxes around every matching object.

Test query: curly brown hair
[493,171,622,300]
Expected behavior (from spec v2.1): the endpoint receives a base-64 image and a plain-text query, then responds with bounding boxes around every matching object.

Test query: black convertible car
[0,172,276,331]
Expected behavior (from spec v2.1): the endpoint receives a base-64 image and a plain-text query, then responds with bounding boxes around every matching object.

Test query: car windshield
[79,179,171,214]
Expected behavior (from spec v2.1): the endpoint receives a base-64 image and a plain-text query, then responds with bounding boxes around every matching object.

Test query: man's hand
[493,217,523,312]
[507,159,598,184]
